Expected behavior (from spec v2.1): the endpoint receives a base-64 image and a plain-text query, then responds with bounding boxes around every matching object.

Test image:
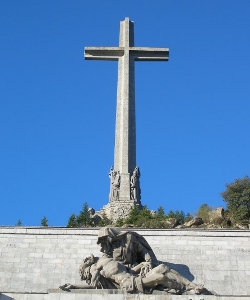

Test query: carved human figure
[130,166,141,200]
[108,168,121,202]
[108,167,114,183]
[97,227,158,267]
[88,208,101,226]
[108,167,115,202]
[113,171,120,199]
[61,254,205,295]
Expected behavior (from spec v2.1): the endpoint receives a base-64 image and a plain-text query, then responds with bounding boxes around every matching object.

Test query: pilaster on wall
[0,227,250,296]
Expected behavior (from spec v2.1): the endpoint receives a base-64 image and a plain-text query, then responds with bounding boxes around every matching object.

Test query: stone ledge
[1,291,250,300]
[48,289,250,298]
[1,227,250,237]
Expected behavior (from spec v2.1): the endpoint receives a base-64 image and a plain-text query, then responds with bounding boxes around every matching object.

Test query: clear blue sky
[1,1,250,226]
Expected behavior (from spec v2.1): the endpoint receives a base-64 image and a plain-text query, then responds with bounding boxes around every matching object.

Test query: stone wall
[0,227,250,298]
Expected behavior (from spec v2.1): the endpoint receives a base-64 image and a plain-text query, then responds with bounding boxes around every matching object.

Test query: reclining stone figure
[60,254,206,294]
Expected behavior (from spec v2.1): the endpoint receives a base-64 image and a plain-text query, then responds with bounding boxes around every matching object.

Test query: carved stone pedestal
[46,290,243,300]
[0,291,248,300]
[102,201,141,222]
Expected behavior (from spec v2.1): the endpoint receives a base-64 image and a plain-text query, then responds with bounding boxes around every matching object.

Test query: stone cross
[84,18,169,220]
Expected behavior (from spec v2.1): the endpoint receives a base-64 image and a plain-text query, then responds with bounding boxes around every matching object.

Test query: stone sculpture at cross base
[84,18,169,222]
[60,228,215,295]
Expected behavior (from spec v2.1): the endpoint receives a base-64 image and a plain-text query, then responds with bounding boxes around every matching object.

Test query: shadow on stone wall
[160,262,216,295]
[161,261,194,282]
[0,294,14,300]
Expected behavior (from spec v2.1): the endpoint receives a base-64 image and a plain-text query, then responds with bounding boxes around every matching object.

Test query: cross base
[102,201,141,223]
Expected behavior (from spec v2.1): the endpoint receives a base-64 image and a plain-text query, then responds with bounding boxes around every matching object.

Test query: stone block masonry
[0,227,250,299]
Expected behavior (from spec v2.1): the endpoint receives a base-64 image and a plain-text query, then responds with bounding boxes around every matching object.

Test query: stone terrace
[0,227,250,299]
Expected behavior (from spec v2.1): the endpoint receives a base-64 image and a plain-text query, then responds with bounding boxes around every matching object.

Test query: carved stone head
[79,254,95,283]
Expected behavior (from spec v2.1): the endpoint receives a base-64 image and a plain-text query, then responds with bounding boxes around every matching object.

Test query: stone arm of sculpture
[130,176,136,187]
[131,261,153,276]
[90,264,101,288]
[59,283,95,291]
[89,257,117,287]
[136,240,157,266]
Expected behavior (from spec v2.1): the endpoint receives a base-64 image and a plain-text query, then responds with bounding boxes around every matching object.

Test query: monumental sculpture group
[85,17,169,222]
[60,227,213,295]
[58,19,214,296]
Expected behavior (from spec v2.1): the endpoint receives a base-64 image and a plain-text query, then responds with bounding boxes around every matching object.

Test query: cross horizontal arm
[130,47,169,61]
[84,47,124,61]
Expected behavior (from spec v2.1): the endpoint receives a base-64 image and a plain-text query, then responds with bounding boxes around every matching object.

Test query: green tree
[221,176,250,225]
[166,210,185,224]
[115,218,124,227]
[76,202,93,227]
[166,210,175,219]
[174,210,185,224]
[16,219,22,226]
[125,205,141,224]
[196,203,212,223]
[156,206,165,220]
[184,212,193,223]
[41,216,48,227]
[67,213,77,227]
[133,206,153,227]
[139,206,152,219]
[98,212,112,227]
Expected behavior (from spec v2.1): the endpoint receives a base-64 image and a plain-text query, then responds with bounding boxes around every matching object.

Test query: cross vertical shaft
[115,19,135,201]
[115,18,135,174]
